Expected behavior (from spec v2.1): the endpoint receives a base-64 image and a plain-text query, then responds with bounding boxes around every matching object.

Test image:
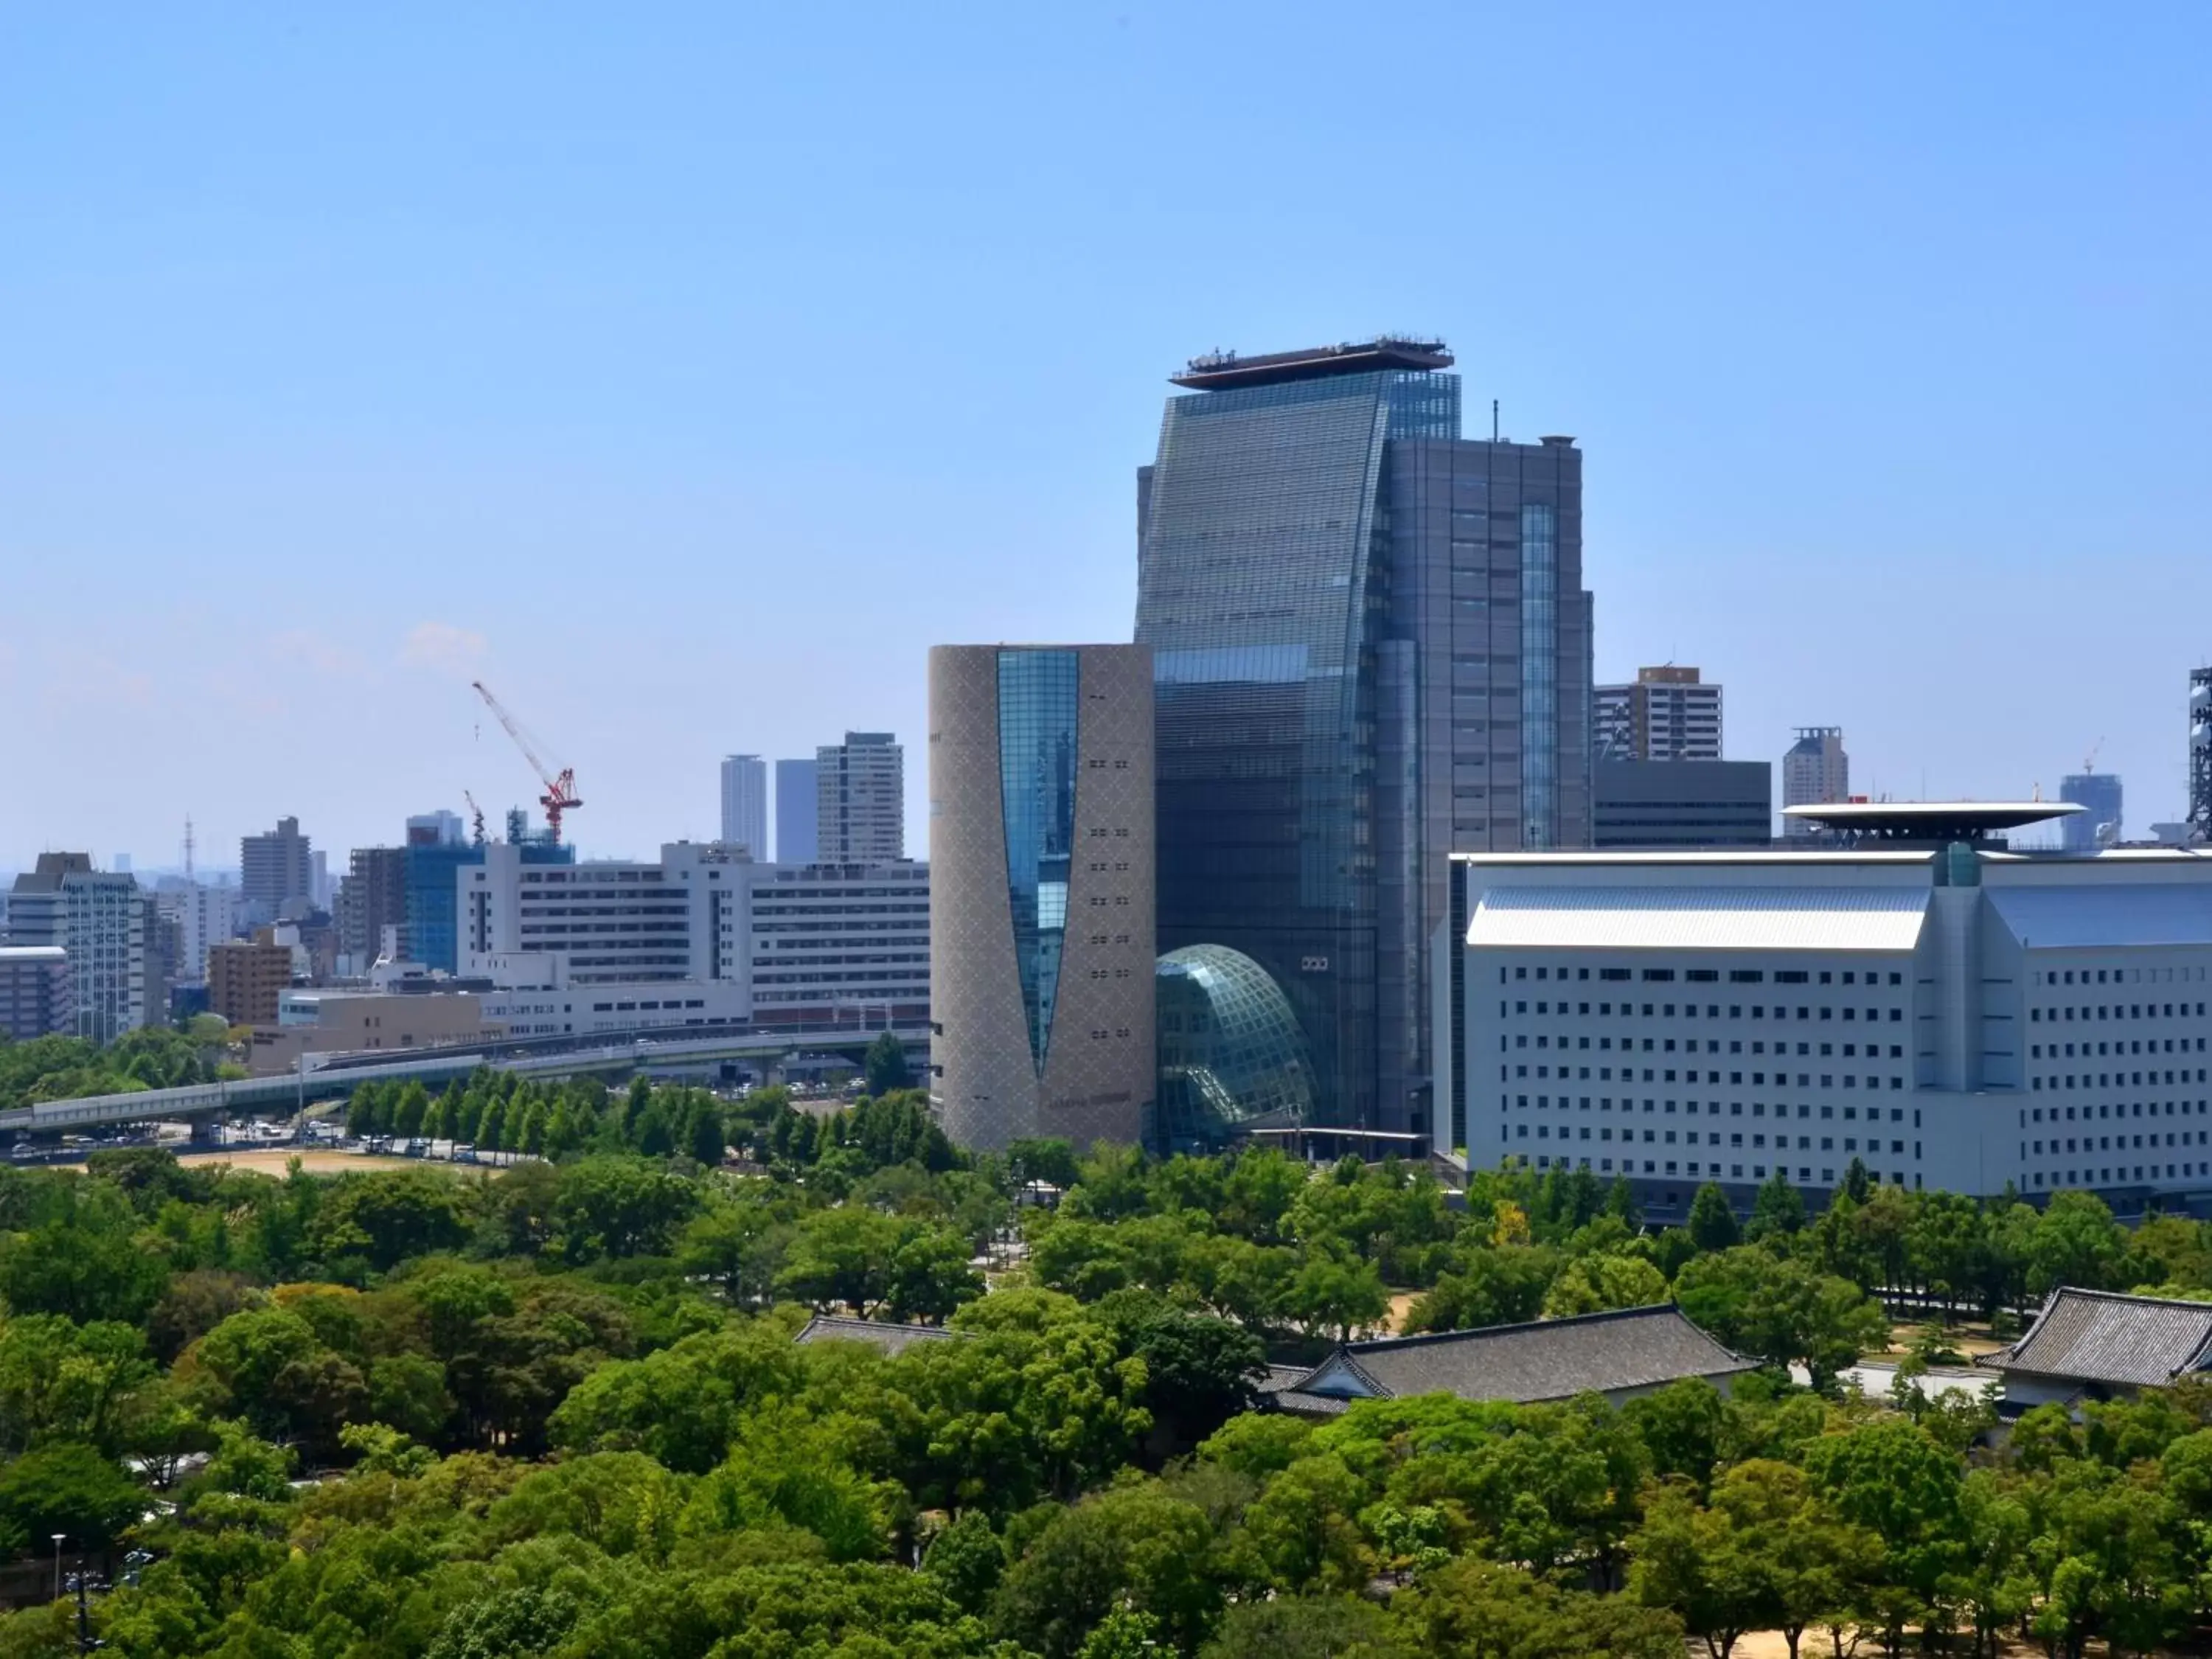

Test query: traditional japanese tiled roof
[792,1315,963,1356]
[1982,1288,2212,1389]
[1273,1304,1753,1411]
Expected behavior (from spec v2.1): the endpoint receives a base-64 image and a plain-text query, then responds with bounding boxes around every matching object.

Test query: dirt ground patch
[1877,1319,2010,1360]
[174,1147,469,1177]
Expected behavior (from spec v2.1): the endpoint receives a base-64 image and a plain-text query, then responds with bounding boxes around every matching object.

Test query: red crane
[471,680,583,844]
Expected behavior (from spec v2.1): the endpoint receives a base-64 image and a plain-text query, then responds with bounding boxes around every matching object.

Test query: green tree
[777,1205,906,1314]
[1404,1245,1560,1332]
[1388,1557,1684,1659]
[551,1155,700,1261]
[0,1315,157,1455]
[0,1216,170,1326]
[1686,1183,1740,1252]
[863,1031,913,1096]
[1199,1596,1393,1659]
[993,1482,1222,1658]
[922,1509,1007,1615]
[1284,1247,1388,1343]
[678,1199,790,1307]
[686,1098,728,1166]
[1745,1169,1807,1242]
[425,1587,585,1659]
[1541,1252,1669,1318]
[1674,1246,1888,1387]
[1799,1419,1964,1643]
[310,1169,470,1270]
[2027,1189,2130,1295]
[0,1441,147,1555]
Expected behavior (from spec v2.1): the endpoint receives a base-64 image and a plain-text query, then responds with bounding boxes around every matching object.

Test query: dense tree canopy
[6,1050,2212,1656]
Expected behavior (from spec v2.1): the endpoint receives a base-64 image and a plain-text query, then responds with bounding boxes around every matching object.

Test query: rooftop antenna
[1492,398,1500,443]
[183,818,195,883]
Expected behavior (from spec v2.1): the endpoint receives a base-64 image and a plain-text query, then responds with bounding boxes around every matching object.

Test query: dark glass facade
[997,649,1079,1068]
[1138,349,1590,1137]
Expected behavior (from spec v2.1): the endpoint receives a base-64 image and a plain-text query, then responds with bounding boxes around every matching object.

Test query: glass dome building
[1155,945,1315,1150]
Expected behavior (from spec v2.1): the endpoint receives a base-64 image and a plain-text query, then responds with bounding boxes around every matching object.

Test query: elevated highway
[0,1023,931,1135]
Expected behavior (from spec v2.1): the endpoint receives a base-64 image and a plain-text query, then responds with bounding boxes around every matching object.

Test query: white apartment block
[818,732,904,863]
[157,880,238,984]
[1435,804,2212,1219]
[1595,667,1722,762]
[456,841,928,1037]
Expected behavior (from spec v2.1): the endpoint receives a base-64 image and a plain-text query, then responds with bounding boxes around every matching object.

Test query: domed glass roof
[1155,945,1315,1150]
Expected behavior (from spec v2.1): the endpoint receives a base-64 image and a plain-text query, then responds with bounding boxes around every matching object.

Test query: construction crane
[2083,737,2105,775]
[470,681,583,844]
[461,790,488,848]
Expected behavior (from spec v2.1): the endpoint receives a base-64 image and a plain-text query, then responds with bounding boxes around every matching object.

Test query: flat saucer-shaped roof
[1783,801,2083,838]
[1171,338,1453,391]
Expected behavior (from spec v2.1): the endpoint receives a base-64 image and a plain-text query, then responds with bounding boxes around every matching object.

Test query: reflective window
[998,650,1079,1071]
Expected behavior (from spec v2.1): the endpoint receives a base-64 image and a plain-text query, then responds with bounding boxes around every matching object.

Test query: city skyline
[5,5,2211,869]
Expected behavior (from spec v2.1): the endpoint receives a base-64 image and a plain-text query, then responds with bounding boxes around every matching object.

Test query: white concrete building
[818,732,904,863]
[453,841,928,1037]
[157,880,238,984]
[720,755,768,858]
[1435,803,2212,1219]
[5,854,146,1040]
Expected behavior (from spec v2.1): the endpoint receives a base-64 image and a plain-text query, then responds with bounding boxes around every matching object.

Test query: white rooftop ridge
[1466,885,1930,953]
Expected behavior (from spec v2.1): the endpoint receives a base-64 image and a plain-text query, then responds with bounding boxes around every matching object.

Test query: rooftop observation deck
[1171,336,1453,391]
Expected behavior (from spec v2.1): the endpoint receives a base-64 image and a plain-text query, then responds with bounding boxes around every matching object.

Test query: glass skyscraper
[1135,338,1592,1138]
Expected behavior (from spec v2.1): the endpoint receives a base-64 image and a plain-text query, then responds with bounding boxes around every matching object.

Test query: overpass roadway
[0,1023,932,1135]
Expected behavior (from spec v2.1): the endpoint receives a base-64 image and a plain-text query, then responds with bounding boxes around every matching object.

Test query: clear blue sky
[4,2,2208,871]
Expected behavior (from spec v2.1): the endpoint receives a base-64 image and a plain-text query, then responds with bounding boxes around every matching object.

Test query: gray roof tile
[1289,1304,1753,1407]
[793,1315,963,1357]
[1985,1287,2212,1389]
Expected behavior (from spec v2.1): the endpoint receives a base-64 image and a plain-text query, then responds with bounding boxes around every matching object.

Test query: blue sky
[4,2,2208,870]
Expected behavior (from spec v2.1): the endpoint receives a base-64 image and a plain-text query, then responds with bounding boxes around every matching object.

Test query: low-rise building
[1261,1305,1755,1416]
[248,984,493,1073]
[1980,1286,2212,1411]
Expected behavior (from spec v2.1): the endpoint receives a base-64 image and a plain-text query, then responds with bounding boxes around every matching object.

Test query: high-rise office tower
[1135,338,1593,1135]
[776,759,820,863]
[720,754,768,855]
[5,854,146,1040]
[929,644,1155,1150]
[2059,771,2123,852]
[818,733,904,863]
[240,816,314,918]
[1595,667,1722,761]
[1781,728,1850,837]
